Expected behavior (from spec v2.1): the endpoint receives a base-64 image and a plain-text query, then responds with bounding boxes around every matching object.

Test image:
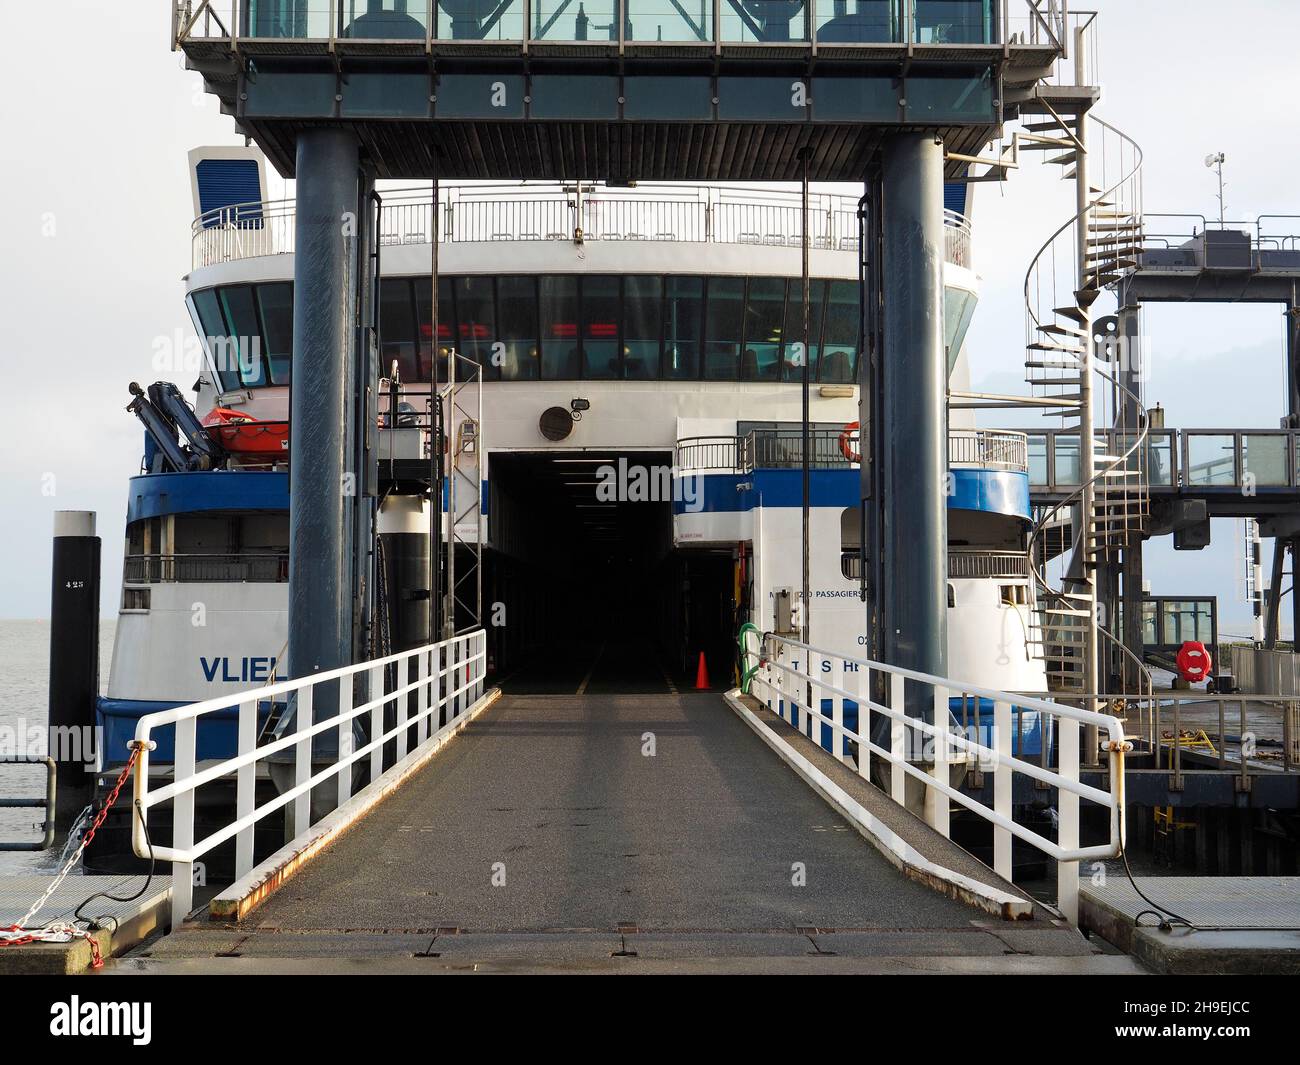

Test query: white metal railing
[948,429,1029,472]
[192,183,974,271]
[131,630,488,928]
[741,632,1130,921]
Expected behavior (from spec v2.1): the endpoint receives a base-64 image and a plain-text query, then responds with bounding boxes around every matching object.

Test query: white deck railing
[131,630,488,928]
[192,183,973,272]
[742,632,1131,922]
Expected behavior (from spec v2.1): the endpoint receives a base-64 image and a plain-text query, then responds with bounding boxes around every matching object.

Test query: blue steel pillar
[288,129,361,693]
[879,133,949,693]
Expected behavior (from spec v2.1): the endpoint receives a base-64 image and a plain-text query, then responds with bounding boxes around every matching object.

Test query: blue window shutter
[196,159,264,229]
[943,181,967,217]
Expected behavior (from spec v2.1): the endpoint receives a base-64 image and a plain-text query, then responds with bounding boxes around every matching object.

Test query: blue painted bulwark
[195,159,264,226]
[127,471,289,523]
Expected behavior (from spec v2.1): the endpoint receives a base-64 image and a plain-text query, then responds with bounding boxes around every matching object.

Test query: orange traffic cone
[694,651,710,690]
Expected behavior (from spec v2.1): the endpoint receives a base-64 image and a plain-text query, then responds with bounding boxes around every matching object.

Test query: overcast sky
[1,0,1296,638]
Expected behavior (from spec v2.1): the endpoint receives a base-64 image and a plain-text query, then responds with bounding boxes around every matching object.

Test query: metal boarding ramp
[119,628,1132,968]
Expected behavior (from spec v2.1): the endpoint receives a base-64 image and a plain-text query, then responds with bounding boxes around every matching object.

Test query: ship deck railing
[192,182,972,271]
[675,427,1028,475]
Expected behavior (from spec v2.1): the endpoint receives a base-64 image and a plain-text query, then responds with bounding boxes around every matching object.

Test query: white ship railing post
[993,699,1013,880]
[927,684,950,835]
[235,697,256,878]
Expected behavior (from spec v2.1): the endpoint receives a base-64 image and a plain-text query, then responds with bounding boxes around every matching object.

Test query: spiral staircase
[1017,105,1154,701]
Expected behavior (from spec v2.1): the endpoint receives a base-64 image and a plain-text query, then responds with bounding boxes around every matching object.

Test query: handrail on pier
[130,630,488,929]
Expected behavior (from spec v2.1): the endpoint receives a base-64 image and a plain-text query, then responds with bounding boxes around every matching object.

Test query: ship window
[380,278,420,383]
[663,277,704,380]
[256,282,294,385]
[414,277,455,382]
[218,285,267,387]
[497,276,540,381]
[453,275,498,380]
[191,289,241,393]
[622,276,662,380]
[582,276,621,379]
[820,280,859,383]
[703,277,746,380]
[781,279,827,382]
[947,584,956,608]
[742,277,786,381]
[540,276,581,379]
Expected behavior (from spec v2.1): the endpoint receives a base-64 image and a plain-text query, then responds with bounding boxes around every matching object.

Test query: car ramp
[132,691,1137,974]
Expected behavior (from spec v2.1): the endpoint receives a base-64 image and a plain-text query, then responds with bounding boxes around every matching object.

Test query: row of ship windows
[190,274,865,388]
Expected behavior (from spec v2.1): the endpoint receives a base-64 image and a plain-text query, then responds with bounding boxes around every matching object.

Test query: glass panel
[530,76,619,119]
[814,0,899,43]
[1053,435,1080,486]
[742,278,786,381]
[1026,434,1048,487]
[192,289,241,392]
[442,0,524,39]
[943,287,977,373]
[414,277,455,381]
[343,1,431,39]
[341,70,430,117]
[380,278,419,383]
[540,276,581,379]
[529,0,616,39]
[1186,434,1235,486]
[1146,432,1174,487]
[718,78,809,121]
[781,279,827,382]
[810,77,900,122]
[623,76,712,120]
[721,0,809,42]
[255,282,294,385]
[1242,434,1289,486]
[1141,601,1157,647]
[244,68,337,117]
[247,0,336,38]
[703,278,745,380]
[664,277,705,380]
[218,285,267,387]
[622,276,662,380]
[904,71,994,122]
[435,74,525,118]
[820,280,858,383]
[914,0,993,43]
[625,0,712,42]
[497,276,540,381]
[582,277,622,379]
[1195,601,1214,645]
[452,276,498,380]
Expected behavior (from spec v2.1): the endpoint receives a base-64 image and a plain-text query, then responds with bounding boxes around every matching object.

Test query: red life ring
[839,421,861,463]
[1175,641,1212,683]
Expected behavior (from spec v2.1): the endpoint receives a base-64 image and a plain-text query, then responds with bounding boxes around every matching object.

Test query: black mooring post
[48,511,100,828]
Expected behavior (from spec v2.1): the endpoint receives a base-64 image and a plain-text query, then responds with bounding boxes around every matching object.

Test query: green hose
[737,622,763,695]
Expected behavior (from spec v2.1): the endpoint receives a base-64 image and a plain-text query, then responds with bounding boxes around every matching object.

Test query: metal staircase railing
[1019,102,1153,703]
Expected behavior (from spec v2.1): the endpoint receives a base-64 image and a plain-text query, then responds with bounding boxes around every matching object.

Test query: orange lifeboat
[202,408,290,456]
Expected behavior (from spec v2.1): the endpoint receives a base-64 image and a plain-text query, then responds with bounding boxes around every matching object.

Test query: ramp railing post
[369,664,383,780]
[927,684,950,836]
[337,678,353,804]
[235,698,256,879]
[830,656,844,761]
[417,650,430,744]
[171,715,196,928]
[396,657,410,762]
[293,686,313,838]
[889,673,907,806]
[1057,711,1081,923]
[994,699,1013,880]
